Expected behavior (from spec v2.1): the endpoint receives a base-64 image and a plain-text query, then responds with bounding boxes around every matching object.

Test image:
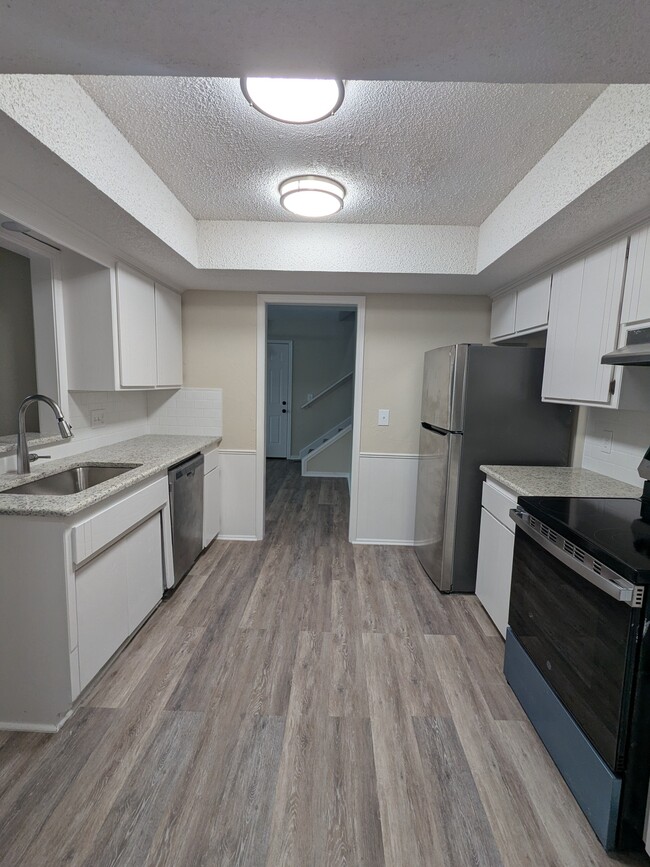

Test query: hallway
[0,460,645,865]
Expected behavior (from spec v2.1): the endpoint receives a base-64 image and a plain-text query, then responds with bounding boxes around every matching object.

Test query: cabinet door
[490,293,517,341]
[542,238,627,405]
[126,514,164,632]
[203,466,221,548]
[621,226,650,325]
[475,508,515,639]
[76,540,129,690]
[155,283,183,387]
[76,514,163,691]
[115,263,157,387]
[514,275,551,333]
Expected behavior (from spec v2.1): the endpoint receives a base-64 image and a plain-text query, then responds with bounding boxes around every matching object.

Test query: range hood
[602,327,650,366]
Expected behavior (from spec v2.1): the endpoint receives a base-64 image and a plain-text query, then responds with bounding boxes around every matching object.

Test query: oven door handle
[510,508,644,608]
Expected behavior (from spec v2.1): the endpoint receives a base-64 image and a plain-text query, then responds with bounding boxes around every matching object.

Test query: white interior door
[266,340,291,458]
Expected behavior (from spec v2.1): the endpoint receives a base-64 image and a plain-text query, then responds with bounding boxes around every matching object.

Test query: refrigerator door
[421,344,468,432]
[414,424,463,591]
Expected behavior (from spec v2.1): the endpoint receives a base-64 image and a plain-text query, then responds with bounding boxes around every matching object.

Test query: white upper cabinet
[620,225,650,325]
[64,257,183,391]
[490,275,551,342]
[154,282,183,387]
[116,264,157,388]
[514,275,551,334]
[490,293,517,340]
[542,237,628,407]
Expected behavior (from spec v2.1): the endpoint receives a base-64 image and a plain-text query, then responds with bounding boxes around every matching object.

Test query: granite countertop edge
[480,465,642,499]
[0,434,222,517]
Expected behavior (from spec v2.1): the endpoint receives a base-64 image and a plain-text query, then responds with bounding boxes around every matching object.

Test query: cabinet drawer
[481,480,517,529]
[72,476,168,567]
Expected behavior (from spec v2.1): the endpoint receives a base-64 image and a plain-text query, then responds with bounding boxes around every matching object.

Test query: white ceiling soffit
[0,75,650,294]
[1,0,650,83]
[76,77,604,226]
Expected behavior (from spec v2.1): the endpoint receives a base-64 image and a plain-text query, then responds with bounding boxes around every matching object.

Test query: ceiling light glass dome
[279,175,346,218]
[241,77,344,124]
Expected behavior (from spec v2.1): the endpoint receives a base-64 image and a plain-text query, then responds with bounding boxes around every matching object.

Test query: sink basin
[6,464,141,496]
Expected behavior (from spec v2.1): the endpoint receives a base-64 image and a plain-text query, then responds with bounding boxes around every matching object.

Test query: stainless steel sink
[6,464,141,495]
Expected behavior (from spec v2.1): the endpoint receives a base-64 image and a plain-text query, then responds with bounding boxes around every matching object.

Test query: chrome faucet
[17,394,73,474]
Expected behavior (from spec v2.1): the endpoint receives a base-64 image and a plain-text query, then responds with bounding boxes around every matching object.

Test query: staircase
[300,417,352,479]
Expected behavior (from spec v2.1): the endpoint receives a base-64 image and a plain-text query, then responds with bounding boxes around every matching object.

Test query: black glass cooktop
[518,496,650,584]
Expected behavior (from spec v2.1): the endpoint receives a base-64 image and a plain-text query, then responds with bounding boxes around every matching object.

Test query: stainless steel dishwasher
[168,453,204,587]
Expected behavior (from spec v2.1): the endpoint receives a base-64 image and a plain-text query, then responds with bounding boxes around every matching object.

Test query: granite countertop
[0,434,222,517]
[0,432,64,456]
[480,465,643,499]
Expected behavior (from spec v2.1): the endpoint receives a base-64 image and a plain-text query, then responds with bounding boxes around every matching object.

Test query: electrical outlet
[307,393,314,402]
[91,409,105,427]
[378,409,390,426]
[600,429,613,454]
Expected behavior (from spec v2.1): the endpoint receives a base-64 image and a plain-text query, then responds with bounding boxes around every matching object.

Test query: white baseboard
[218,534,258,542]
[353,452,419,545]
[302,470,350,479]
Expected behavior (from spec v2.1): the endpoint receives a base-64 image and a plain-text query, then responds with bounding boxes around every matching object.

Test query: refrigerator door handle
[421,421,462,436]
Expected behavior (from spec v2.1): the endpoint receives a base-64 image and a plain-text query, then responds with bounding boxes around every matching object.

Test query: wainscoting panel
[354,452,419,545]
[219,449,258,540]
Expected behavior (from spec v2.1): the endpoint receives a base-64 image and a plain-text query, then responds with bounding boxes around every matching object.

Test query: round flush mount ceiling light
[241,77,344,124]
[279,175,346,218]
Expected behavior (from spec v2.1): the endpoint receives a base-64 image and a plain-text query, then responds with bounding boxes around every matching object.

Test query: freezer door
[421,344,468,431]
[414,424,462,591]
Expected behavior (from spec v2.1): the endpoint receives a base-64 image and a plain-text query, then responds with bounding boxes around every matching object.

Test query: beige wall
[182,291,491,454]
[361,294,491,453]
[0,247,38,435]
[182,291,257,449]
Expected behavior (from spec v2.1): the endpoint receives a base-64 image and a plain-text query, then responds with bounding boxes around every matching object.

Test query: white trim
[0,704,74,732]
[300,418,352,461]
[302,470,351,479]
[218,534,258,541]
[256,293,366,542]
[353,537,415,546]
[266,338,293,459]
[359,452,419,460]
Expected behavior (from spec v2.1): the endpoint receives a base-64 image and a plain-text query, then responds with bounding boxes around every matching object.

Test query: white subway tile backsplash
[582,406,648,488]
[147,388,222,438]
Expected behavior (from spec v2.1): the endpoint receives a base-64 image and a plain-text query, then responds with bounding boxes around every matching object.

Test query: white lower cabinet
[475,481,517,638]
[76,513,163,691]
[202,447,221,548]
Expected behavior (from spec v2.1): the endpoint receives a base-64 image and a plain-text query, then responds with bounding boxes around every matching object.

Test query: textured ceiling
[2,1,650,83]
[77,78,604,225]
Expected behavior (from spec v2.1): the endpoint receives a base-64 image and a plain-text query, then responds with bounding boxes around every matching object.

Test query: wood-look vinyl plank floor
[1,458,647,866]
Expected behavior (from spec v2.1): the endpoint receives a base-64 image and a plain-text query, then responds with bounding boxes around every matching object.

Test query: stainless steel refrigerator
[414,344,573,593]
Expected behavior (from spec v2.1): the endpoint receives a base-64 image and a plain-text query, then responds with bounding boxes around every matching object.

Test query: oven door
[508,508,643,773]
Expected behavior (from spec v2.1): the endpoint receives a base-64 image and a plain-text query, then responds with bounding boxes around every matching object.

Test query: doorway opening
[256,294,366,542]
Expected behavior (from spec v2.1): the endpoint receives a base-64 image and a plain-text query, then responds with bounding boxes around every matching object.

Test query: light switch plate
[91,409,105,427]
[600,429,613,454]
[378,409,390,426]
